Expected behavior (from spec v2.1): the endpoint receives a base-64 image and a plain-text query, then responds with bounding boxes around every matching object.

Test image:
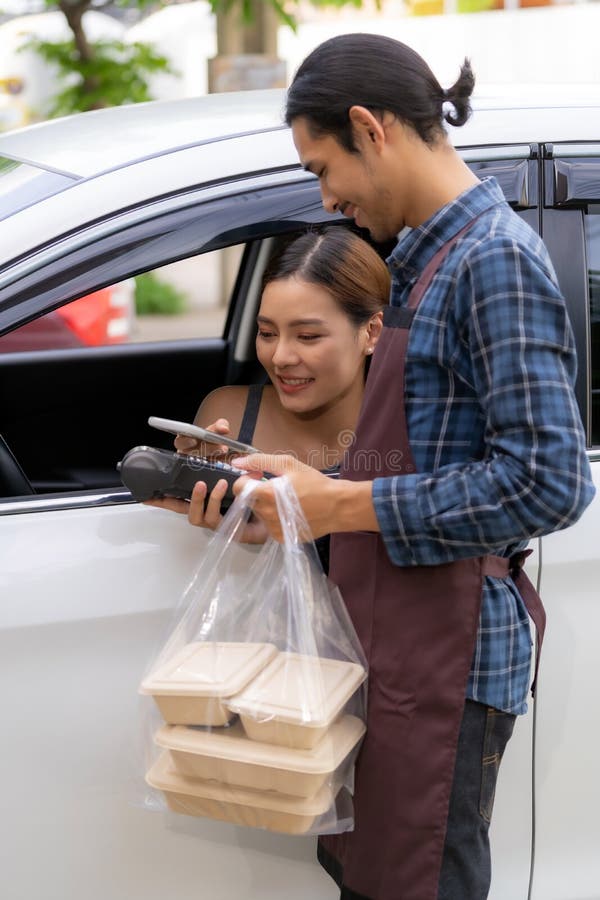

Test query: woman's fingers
[186,479,229,530]
[206,418,230,434]
[232,453,310,477]
[174,435,199,453]
[175,419,232,458]
[203,419,232,456]
[187,481,208,526]
[146,479,270,544]
[143,496,190,515]
[203,479,228,529]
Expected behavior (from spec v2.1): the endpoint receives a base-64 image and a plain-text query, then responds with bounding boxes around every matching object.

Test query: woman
[149,228,389,537]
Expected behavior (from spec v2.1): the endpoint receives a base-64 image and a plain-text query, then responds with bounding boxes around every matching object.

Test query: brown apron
[319,221,545,900]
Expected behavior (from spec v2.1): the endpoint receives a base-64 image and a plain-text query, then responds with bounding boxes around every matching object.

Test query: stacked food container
[141,641,367,834]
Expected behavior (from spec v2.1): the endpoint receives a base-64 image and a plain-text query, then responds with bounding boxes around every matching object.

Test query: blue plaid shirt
[373,177,595,715]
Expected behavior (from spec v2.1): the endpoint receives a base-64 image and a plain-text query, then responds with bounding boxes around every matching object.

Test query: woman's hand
[144,476,228,527]
[145,417,231,526]
[186,478,229,531]
[145,419,281,544]
[144,418,233,523]
[174,417,232,458]
[145,478,269,543]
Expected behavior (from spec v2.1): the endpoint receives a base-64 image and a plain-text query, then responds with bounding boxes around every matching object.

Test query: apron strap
[408,218,482,310]
[482,551,545,696]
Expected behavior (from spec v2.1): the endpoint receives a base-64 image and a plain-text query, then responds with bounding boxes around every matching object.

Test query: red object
[56,288,115,346]
[0,284,133,352]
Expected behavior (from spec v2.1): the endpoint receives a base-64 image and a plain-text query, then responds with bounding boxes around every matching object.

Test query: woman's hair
[264,228,390,326]
[285,33,474,150]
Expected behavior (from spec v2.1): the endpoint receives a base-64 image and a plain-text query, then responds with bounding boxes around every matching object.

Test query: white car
[0,88,598,900]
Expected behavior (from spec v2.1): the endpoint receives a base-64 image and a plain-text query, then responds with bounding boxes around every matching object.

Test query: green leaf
[135,273,187,316]
[207,0,373,29]
[24,35,176,117]
[270,0,298,32]
[25,0,379,118]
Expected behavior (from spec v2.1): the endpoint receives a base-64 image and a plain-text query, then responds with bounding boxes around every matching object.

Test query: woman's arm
[145,385,262,533]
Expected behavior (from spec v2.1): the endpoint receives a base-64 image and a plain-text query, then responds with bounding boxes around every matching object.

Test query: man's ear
[348,106,386,151]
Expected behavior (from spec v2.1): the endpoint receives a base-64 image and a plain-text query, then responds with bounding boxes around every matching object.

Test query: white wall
[129,1,600,99]
[126,1,216,100]
[1,2,598,123]
[281,3,600,87]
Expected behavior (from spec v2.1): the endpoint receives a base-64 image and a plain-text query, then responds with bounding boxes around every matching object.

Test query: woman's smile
[276,374,315,394]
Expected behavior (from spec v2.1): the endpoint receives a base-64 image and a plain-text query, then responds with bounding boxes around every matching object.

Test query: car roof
[0,85,599,180]
[0,90,289,178]
[1,84,598,274]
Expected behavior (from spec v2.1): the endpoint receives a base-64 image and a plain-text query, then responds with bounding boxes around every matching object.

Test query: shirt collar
[386,177,506,285]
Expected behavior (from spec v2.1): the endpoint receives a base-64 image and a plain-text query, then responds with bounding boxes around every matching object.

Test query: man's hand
[231,454,380,542]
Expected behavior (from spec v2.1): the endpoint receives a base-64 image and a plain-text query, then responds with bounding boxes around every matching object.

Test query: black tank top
[237,384,264,446]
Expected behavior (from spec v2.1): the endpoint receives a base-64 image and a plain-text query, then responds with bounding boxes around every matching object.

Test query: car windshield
[0,155,75,221]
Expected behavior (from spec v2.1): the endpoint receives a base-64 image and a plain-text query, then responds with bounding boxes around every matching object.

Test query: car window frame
[0,172,337,516]
[542,143,600,447]
[0,169,327,339]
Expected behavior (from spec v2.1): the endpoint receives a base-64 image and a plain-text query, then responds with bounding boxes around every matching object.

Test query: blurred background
[1,0,598,133]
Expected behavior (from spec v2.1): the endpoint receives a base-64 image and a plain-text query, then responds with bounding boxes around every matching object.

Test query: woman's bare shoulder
[193,385,250,430]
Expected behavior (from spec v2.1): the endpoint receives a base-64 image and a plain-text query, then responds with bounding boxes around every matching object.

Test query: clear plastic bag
[139,476,368,836]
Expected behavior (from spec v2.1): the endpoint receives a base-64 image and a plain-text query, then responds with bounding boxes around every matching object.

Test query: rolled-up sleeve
[373,236,596,567]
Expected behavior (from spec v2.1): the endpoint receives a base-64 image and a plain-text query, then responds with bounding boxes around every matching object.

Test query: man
[230,34,595,900]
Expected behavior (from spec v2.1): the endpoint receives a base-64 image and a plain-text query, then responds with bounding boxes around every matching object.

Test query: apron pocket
[479,706,516,822]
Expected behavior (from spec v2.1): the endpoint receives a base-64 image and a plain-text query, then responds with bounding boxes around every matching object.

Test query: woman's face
[256,276,378,415]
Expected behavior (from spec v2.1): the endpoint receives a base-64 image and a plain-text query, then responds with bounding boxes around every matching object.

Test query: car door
[463,147,540,900]
[473,143,600,900]
[526,144,600,900]
[0,167,349,900]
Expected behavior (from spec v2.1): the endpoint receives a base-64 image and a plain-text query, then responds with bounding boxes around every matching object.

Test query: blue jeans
[437,700,516,900]
[334,700,516,900]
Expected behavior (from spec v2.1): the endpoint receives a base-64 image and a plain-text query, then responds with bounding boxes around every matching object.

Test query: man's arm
[373,235,595,566]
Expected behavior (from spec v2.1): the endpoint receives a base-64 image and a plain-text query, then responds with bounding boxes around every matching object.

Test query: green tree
[207,0,381,93]
[28,0,381,117]
[209,0,381,54]
[209,0,381,35]
[25,0,173,117]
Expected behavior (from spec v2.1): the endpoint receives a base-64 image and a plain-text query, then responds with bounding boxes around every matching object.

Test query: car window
[131,247,243,344]
[0,175,329,343]
[0,245,244,352]
[586,204,600,445]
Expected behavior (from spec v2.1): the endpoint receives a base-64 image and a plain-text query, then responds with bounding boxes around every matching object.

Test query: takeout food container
[227,652,367,749]
[155,714,366,798]
[139,641,277,726]
[146,751,336,834]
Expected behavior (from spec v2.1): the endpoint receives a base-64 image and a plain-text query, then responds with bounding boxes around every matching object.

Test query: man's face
[291,116,403,242]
